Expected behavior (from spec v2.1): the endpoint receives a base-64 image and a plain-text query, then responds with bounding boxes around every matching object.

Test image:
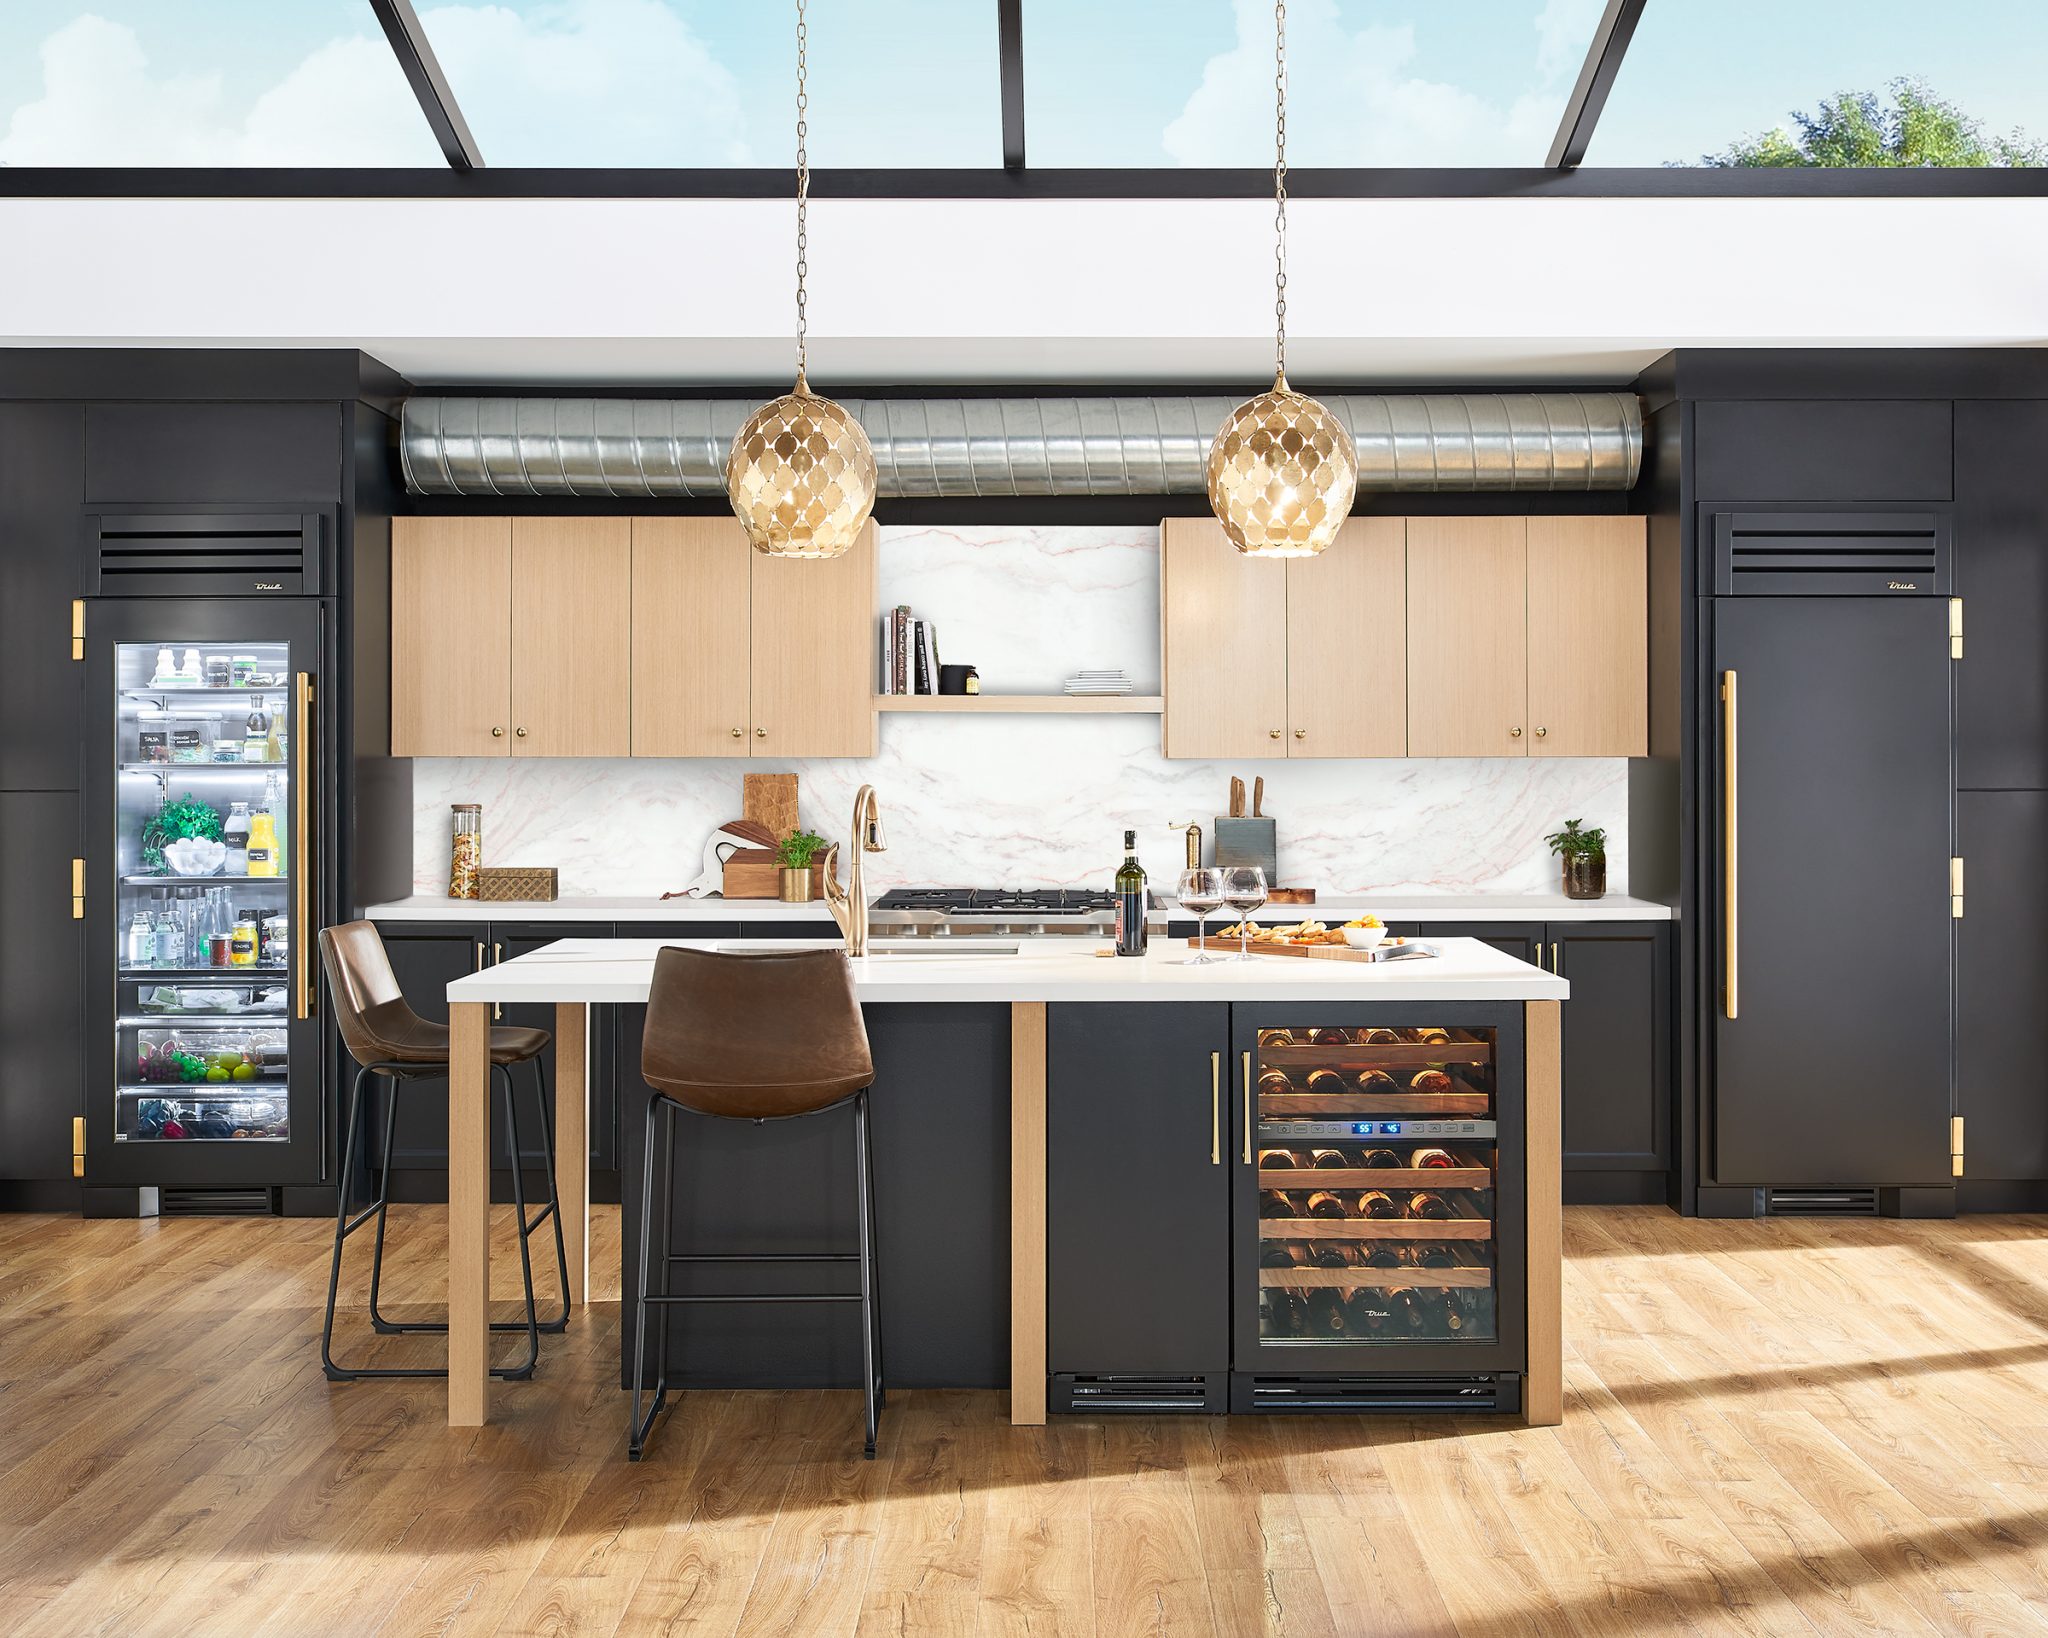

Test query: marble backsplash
[408,525,1629,898]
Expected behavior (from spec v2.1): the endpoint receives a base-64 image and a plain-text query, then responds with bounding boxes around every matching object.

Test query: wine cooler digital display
[1252,1024,1498,1345]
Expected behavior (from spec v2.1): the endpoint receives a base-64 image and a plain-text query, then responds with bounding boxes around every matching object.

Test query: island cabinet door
[1229,1005,1527,1393]
[1048,1003,1231,1400]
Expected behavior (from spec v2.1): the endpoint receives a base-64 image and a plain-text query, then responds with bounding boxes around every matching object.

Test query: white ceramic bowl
[163,837,227,876]
[1340,923,1388,950]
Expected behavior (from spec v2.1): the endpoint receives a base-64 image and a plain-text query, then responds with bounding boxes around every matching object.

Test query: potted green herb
[1545,819,1608,900]
[776,830,829,903]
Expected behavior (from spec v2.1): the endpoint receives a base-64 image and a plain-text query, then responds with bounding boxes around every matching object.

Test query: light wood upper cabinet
[630,518,752,757]
[1286,518,1407,757]
[1526,516,1647,757]
[391,517,511,757]
[749,520,878,758]
[510,518,632,758]
[1161,517,1289,759]
[1406,517,1530,758]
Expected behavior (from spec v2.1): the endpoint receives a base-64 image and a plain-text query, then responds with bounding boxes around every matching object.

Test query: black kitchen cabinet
[1444,923,1542,969]
[496,923,618,1176]
[1047,1003,1230,1398]
[83,403,342,505]
[1553,927,1670,1178]
[1958,792,2048,1185]
[1955,401,2048,791]
[0,404,86,792]
[1692,400,1953,503]
[0,792,84,1180]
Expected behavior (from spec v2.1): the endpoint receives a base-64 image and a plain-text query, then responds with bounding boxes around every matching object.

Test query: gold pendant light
[1207,0,1357,558]
[728,0,877,559]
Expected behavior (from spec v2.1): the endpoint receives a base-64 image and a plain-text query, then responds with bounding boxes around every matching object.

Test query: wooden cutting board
[743,773,800,843]
[1187,936,1434,964]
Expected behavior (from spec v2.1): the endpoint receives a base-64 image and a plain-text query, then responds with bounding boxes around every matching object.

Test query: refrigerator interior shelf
[121,965,286,980]
[121,1013,285,1027]
[120,762,283,774]
[122,686,288,700]
[119,1080,286,1096]
[121,873,289,884]
[1261,1267,1495,1289]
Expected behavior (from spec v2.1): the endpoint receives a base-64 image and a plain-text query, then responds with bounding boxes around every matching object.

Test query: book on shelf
[890,605,911,694]
[912,619,939,694]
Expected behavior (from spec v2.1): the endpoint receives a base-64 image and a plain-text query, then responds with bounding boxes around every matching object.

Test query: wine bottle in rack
[1357,1190,1400,1219]
[1259,1189,1303,1219]
[1343,1286,1395,1335]
[1407,1191,1454,1220]
[1361,1147,1402,1169]
[1415,1246,1471,1333]
[1409,1068,1454,1095]
[1304,1190,1351,1220]
[1410,1147,1458,1170]
[1361,1246,1401,1269]
[1262,1287,1307,1336]
[1362,1027,1402,1044]
[1260,1244,1297,1269]
[1303,1067,1347,1097]
[1304,1246,1352,1335]
[1257,1147,1297,1170]
[1309,1147,1351,1169]
[1307,1027,1349,1046]
[1258,1068,1295,1099]
[1257,1028,1296,1047]
[1413,1027,1451,1045]
[1354,1068,1397,1094]
[1385,1287,1429,1334]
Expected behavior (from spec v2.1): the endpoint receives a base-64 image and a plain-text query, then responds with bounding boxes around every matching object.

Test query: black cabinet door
[496,923,616,1172]
[1047,1003,1230,1377]
[1958,792,2048,1182]
[1427,923,1541,968]
[0,404,85,792]
[83,403,342,504]
[1955,401,2048,790]
[1693,400,1953,503]
[1710,598,1954,1186]
[1553,926,1670,1173]
[0,792,83,1179]
[374,925,487,1172]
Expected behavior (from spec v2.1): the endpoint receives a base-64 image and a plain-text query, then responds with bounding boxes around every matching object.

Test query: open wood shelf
[1261,1267,1494,1289]
[1258,1167,1492,1189]
[1262,1218,1493,1241]
[1258,1093,1494,1117]
[873,694,1164,714]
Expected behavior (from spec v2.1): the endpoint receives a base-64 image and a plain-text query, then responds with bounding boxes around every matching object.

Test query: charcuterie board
[1185,936,1439,964]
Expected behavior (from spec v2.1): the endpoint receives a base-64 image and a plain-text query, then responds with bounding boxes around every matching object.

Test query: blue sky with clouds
[1,1,2042,168]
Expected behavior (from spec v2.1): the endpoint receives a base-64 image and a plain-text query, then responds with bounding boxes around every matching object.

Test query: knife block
[1212,817,1277,882]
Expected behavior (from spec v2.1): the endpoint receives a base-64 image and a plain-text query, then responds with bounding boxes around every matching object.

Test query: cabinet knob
[1293,728,1306,740]
[514,727,528,738]
[490,726,504,738]
[755,727,767,739]
[730,727,743,738]
[1534,726,1547,739]
[1269,728,1282,739]
[1509,726,1523,739]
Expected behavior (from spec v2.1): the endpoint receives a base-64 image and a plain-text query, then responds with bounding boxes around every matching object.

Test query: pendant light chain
[794,0,810,388]
[1272,0,1288,386]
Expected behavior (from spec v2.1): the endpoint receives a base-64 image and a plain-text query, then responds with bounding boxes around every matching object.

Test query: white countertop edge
[366,892,1672,925]
[442,935,1571,1005]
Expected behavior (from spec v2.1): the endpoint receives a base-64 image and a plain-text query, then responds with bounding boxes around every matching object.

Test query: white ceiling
[4,195,2046,386]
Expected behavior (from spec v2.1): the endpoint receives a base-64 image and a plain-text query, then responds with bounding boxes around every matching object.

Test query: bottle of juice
[245,811,279,877]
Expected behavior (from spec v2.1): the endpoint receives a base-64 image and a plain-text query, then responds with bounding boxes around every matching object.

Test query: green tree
[1700,77,2047,168]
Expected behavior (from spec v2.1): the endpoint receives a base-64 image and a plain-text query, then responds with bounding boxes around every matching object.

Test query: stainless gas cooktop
[871,886,1155,934]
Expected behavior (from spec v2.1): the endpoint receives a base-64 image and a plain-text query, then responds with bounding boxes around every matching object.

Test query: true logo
[1887,581,1918,590]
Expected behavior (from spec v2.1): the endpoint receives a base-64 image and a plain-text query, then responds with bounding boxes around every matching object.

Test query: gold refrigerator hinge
[71,857,85,919]
[71,600,85,661]
[1951,1116,1965,1179]
[1950,598,1964,660]
[1951,856,1965,919]
[71,1116,85,1180]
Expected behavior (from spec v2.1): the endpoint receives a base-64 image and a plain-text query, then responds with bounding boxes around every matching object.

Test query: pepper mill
[1170,821,1204,870]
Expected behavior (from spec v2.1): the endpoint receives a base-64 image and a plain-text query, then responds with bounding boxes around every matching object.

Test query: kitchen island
[444,934,1567,1429]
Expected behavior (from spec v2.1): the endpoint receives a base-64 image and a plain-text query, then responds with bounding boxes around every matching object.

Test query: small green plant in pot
[775,830,829,903]
[1545,819,1608,901]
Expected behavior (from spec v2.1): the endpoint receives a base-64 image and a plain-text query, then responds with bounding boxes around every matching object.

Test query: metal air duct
[400,392,1641,498]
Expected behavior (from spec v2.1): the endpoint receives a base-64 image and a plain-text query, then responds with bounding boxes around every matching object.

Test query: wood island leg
[553,1002,590,1308]
[1010,1001,1048,1427]
[449,1001,492,1427]
[1524,999,1563,1427]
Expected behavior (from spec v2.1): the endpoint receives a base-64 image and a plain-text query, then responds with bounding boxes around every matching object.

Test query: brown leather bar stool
[318,920,571,1382]
[631,945,882,1461]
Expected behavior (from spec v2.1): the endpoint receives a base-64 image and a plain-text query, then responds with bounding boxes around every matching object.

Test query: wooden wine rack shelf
[1257,1043,1493,1068]
[1261,1267,1494,1289]
[1262,1218,1493,1241]
[1259,1093,1493,1117]
[1258,1166,1490,1189]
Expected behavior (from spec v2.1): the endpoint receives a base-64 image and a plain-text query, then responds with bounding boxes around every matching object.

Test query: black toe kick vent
[1051,1374,1223,1414]
[1235,1374,1520,1415]
[160,1188,277,1216]
[1765,1187,1879,1216]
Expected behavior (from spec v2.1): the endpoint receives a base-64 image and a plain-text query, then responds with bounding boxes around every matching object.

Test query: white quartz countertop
[444,934,1569,1006]
[368,892,1671,925]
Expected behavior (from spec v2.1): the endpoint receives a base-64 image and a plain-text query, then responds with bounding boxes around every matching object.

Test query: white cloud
[1162,0,1590,168]
[0,1,748,168]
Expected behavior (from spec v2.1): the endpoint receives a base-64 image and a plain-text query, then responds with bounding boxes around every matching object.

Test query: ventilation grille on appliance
[89,512,321,597]
[159,1188,276,1216]
[1765,1187,1879,1217]
[1712,510,1949,597]
[1051,1374,1219,1414]
[1240,1374,1516,1415]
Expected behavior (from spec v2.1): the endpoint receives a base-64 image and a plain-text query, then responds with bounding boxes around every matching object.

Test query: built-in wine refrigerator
[1229,1006,1526,1413]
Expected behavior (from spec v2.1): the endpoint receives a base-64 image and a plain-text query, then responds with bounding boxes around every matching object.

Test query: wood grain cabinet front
[629,518,752,758]
[391,516,513,758]
[510,518,631,758]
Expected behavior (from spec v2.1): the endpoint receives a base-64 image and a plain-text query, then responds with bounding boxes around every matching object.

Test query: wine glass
[1220,866,1268,962]
[1177,868,1226,964]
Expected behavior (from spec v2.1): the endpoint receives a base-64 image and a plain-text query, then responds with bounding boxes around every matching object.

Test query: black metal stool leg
[524,1053,572,1332]
[629,1095,671,1459]
[498,1063,543,1381]
[854,1088,880,1459]
[366,1071,407,1333]
[860,1087,886,1413]
[321,1064,373,1380]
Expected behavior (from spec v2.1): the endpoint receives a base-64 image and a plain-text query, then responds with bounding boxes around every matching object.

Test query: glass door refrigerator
[1230,1006,1526,1413]
[83,599,326,1200]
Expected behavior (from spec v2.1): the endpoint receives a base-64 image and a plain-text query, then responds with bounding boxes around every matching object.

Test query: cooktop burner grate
[874,887,1136,914]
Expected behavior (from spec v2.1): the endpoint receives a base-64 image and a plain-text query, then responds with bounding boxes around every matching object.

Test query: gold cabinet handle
[514,727,527,738]
[293,674,316,1020]
[71,857,85,920]
[491,726,504,738]
[1722,669,1738,1020]
[1293,728,1306,740]
[1268,728,1281,739]
[72,1116,85,1180]
[1241,1050,1253,1164]
[755,727,768,739]
[1551,941,1560,973]
[491,941,503,1020]
[1209,1052,1221,1165]
[1509,726,1523,739]
[1534,727,1547,739]
[730,727,743,738]
[71,599,85,661]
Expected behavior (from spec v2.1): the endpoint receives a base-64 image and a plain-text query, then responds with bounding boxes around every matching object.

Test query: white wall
[408,525,1628,896]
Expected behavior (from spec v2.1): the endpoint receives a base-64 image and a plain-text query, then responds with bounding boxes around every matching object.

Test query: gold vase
[778,867,815,903]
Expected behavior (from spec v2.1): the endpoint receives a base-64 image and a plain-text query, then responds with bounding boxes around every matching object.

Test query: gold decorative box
[477,867,559,902]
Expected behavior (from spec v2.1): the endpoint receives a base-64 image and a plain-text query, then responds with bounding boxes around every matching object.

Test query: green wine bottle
[1114,829,1149,956]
